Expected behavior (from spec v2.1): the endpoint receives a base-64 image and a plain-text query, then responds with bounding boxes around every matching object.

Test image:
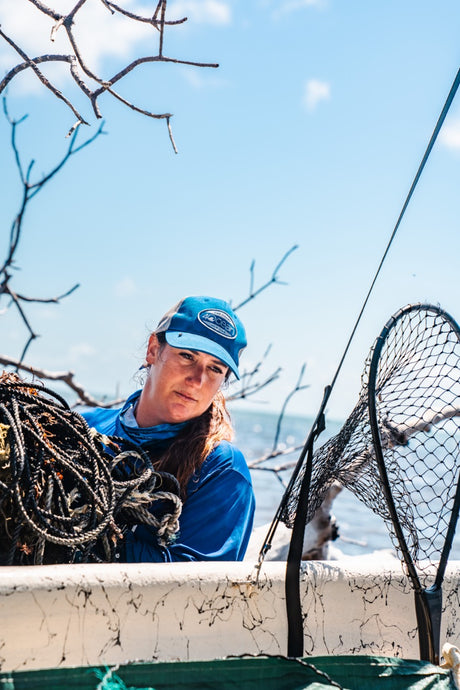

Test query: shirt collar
[119,390,190,444]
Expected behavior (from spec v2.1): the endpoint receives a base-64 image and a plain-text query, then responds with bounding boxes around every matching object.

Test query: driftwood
[383,406,460,445]
[245,482,342,563]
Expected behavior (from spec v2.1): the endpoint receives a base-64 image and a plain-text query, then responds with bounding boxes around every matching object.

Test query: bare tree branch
[227,247,301,407]
[226,343,282,404]
[26,0,61,21]
[0,29,88,125]
[103,0,187,27]
[0,357,124,408]
[0,99,105,364]
[271,363,308,451]
[166,116,178,153]
[233,244,298,310]
[0,0,219,150]
[383,407,460,443]
[0,54,71,93]
[240,363,312,492]
[13,284,80,304]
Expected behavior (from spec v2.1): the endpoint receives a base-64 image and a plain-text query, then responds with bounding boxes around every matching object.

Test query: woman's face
[138,334,228,426]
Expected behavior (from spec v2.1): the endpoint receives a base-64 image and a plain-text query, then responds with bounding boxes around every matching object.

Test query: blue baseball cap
[154,296,247,379]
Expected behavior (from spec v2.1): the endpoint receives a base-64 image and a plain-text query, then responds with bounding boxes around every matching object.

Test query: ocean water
[230,406,460,561]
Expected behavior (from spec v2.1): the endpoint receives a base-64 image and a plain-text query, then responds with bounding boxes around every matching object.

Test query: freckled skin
[135,334,228,428]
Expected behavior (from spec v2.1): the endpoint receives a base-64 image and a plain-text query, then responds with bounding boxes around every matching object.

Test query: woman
[82,296,255,563]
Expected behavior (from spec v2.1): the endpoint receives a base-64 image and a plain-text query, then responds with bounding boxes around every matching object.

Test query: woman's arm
[123,444,255,563]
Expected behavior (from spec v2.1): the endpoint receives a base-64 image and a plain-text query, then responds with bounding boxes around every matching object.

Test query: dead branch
[0,359,123,408]
[383,407,460,444]
[0,98,104,363]
[249,448,300,470]
[245,482,342,562]
[271,363,308,451]
[100,0,186,26]
[226,343,282,403]
[0,0,219,148]
[243,363,311,482]
[232,245,298,310]
[0,30,88,125]
[228,243,300,404]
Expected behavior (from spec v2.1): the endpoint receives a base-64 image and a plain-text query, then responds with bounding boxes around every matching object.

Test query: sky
[0,0,460,427]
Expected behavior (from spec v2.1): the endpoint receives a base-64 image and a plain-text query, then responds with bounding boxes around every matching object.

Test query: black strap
[285,386,330,657]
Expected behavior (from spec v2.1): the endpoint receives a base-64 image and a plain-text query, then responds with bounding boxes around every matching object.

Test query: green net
[0,656,455,690]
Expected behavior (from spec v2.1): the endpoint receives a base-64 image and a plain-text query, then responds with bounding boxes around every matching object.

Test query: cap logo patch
[198,309,237,340]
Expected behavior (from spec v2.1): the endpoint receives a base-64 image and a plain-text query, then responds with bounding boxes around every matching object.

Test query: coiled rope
[0,371,182,565]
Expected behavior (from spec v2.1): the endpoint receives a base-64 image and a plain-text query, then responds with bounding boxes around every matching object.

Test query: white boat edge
[1,554,460,673]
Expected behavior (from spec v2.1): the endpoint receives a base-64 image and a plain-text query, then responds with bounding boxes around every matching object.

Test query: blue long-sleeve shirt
[80,393,255,563]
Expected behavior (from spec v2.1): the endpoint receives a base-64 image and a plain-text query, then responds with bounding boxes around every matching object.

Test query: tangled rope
[0,372,182,565]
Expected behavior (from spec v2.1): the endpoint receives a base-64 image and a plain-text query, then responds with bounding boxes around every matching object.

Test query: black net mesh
[281,304,460,586]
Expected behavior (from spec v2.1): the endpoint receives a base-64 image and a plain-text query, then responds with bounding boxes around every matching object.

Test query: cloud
[0,1,151,74]
[440,119,460,150]
[67,342,97,362]
[35,307,61,321]
[168,0,231,25]
[114,276,138,298]
[303,79,331,111]
[181,67,227,89]
[272,0,326,19]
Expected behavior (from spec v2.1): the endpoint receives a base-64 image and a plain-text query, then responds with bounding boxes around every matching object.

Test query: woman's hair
[153,391,233,498]
[149,332,234,497]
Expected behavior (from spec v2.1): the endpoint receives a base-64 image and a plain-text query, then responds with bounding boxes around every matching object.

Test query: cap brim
[164,331,240,379]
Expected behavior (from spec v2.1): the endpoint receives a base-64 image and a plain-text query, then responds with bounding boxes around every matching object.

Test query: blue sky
[1,0,459,423]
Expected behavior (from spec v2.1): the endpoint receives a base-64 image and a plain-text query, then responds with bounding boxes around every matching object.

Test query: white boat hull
[1,556,460,672]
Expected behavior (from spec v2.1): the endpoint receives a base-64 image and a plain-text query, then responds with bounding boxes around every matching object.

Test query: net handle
[367,306,423,591]
[367,302,460,664]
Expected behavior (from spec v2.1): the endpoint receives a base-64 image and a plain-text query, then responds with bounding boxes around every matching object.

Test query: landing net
[282,304,460,585]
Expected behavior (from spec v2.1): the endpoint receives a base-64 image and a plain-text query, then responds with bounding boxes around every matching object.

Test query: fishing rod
[254,65,460,658]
